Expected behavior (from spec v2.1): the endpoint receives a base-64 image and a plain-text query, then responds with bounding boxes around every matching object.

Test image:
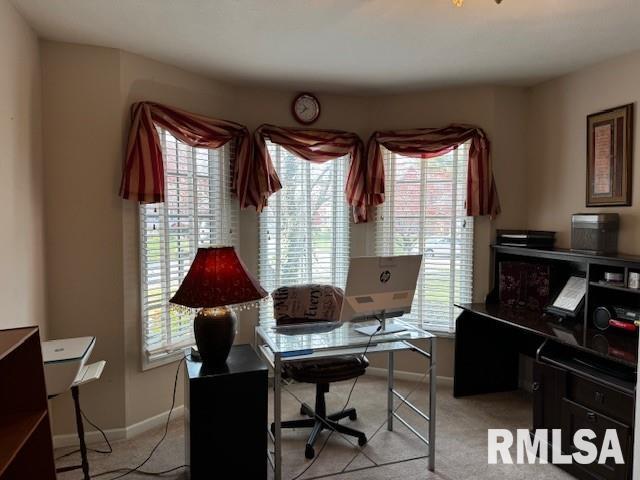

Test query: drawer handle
[595,391,605,403]
[532,382,541,392]
[586,411,597,422]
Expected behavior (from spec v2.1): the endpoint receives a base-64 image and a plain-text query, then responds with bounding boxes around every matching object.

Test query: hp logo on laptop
[380,270,391,283]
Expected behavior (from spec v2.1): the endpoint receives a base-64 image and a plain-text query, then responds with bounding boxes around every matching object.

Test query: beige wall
[40,41,529,434]
[41,43,127,435]
[0,0,45,335]
[527,51,640,253]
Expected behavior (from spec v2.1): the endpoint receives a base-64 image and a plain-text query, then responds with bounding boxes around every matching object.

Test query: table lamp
[170,246,267,366]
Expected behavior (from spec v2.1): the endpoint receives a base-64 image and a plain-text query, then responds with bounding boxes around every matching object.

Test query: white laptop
[340,255,422,335]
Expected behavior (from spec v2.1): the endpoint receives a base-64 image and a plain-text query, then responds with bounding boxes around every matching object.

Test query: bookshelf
[0,327,55,480]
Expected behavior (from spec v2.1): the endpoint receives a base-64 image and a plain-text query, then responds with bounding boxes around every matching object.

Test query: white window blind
[259,141,350,324]
[375,143,474,333]
[139,129,237,365]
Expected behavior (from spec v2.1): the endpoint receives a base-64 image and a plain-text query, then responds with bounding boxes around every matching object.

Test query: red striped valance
[366,124,501,218]
[120,102,269,211]
[254,124,369,222]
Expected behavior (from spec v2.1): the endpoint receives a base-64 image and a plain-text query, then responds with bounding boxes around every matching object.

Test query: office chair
[270,284,368,459]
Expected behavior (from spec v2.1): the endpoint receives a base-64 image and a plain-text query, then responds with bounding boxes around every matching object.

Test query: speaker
[593,306,612,330]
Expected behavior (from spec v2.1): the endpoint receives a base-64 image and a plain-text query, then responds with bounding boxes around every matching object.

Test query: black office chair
[270,284,368,459]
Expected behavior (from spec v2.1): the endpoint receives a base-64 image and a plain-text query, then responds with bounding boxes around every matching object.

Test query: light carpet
[55,376,574,479]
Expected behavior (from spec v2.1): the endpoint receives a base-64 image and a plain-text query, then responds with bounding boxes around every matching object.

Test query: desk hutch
[455,245,638,480]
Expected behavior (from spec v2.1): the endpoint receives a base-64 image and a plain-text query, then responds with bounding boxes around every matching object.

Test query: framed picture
[586,103,634,206]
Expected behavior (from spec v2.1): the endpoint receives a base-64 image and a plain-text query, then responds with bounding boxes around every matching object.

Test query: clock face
[292,93,320,125]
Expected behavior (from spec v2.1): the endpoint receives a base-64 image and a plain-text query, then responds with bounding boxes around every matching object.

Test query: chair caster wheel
[358,435,367,447]
[305,445,315,459]
[300,405,309,416]
[348,412,357,421]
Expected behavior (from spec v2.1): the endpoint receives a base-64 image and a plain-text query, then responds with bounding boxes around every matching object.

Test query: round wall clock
[292,92,320,125]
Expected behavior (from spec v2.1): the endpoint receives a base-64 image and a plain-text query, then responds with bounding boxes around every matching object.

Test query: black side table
[185,344,268,479]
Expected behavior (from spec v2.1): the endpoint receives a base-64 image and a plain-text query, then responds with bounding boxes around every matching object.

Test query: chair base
[271,384,367,459]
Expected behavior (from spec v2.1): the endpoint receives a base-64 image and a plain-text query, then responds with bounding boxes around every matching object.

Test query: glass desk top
[255,319,434,355]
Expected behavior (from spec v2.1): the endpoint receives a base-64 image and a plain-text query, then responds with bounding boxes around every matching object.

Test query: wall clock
[292,92,320,125]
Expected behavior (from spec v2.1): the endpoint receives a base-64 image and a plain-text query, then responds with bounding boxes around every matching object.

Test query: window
[140,129,237,365]
[259,142,350,323]
[375,143,473,333]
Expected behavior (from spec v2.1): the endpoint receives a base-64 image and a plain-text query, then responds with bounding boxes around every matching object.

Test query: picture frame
[586,103,634,207]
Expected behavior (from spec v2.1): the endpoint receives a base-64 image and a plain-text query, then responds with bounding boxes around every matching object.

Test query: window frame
[138,129,237,370]
[375,143,474,334]
[258,141,351,325]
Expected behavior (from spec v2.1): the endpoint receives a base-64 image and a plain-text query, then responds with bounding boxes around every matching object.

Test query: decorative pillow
[272,284,344,325]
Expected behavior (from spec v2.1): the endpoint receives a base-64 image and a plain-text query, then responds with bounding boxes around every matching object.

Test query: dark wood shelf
[589,281,640,295]
[0,411,47,476]
[0,328,36,361]
[492,244,640,267]
[0,327,55,480]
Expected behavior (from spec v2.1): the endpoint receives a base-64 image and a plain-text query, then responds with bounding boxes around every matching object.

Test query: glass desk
[255,319,436,479]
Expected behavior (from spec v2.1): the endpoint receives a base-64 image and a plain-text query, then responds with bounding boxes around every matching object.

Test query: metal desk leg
[387,351,394,431]
[274,353,282,480]
[428,338,437,472]
[72,386,90,480]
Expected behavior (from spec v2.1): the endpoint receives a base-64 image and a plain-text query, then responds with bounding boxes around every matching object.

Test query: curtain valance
[366,124,501,218]
[120,102,269,210]
[254,124,369,222]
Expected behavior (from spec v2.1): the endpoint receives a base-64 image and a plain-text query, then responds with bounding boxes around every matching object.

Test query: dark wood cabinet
[0,327,56,480]
[534,356,634,480]
[533,360,567,432]
[184,344,268,479]
[561,398,631,480]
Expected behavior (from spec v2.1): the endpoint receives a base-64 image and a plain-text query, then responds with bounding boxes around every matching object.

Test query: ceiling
[11,0,640,93]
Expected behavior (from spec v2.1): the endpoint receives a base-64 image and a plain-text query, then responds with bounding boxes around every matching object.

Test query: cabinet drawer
[567,373,634,424]
[561,398,631,480]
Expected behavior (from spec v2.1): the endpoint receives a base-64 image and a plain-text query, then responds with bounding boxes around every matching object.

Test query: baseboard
[53,369,448,449]
[365,366,453,386]
[53,405,184,449]
[53,425,127,449]
[126,405,184,439]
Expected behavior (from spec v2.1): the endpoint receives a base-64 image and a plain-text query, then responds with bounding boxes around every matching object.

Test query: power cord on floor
[91,464,187,478]
[55,410,113,461]
[90,356,187,479]
[288,323,381,480]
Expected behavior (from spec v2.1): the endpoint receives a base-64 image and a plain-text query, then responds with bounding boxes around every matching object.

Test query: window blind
[259,141,350,324]
[375,143,474,333]
[140,128,237,364]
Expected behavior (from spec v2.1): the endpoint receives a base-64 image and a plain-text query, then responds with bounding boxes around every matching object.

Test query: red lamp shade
[169,246,267,308]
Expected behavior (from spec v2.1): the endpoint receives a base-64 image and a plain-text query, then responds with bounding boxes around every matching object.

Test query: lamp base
[194,307,237,367]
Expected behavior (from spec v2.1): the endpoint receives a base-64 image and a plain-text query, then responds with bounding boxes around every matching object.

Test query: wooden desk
[454,302,637,397]
[453,245,639,480]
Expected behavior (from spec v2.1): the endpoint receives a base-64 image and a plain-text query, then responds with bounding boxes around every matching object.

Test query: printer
[41,336,96,397]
